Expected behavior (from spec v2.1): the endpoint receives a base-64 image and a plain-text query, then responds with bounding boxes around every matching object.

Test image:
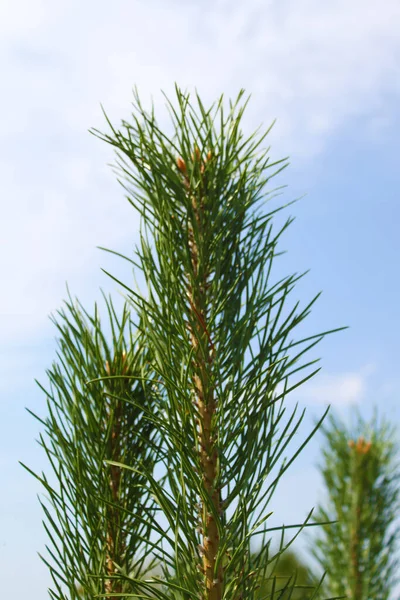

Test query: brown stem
[104,354,129,599]
[179,151,223,600]
[350,504,362,600]
[349,436,371,600]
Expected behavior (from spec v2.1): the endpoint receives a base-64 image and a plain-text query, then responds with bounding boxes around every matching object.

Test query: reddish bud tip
[176,156,187,174]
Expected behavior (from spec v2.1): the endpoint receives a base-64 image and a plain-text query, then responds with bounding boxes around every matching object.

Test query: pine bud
[176,156,187,174]
[192,145,201,162]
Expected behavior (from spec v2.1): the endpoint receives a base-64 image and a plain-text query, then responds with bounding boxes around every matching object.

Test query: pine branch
[23,292,159,599]
[92,86,344,600]
[312,409,400,600]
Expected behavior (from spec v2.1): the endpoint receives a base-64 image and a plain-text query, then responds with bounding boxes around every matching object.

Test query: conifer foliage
[25,87,344,600]
[91,87,342,600]
[254,548,318,600]
[22,294,159,599]
[312,410,400,600]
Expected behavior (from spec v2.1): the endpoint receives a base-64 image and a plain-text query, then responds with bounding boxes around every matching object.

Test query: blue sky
[1,0,400,597]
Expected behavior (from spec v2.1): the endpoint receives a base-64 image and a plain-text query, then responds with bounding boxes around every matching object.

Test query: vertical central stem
[179,151,223,600]
[104,354,128,599]
[350,502,363,600]
[349,436,371,600]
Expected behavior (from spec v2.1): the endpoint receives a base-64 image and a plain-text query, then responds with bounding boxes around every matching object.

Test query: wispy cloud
[304,372,366,405]
[292,363,376,407]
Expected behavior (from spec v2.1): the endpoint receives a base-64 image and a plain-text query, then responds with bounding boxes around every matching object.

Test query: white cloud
[0,0,399,344]
[291,363,376,406]
[305,372,365,405]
